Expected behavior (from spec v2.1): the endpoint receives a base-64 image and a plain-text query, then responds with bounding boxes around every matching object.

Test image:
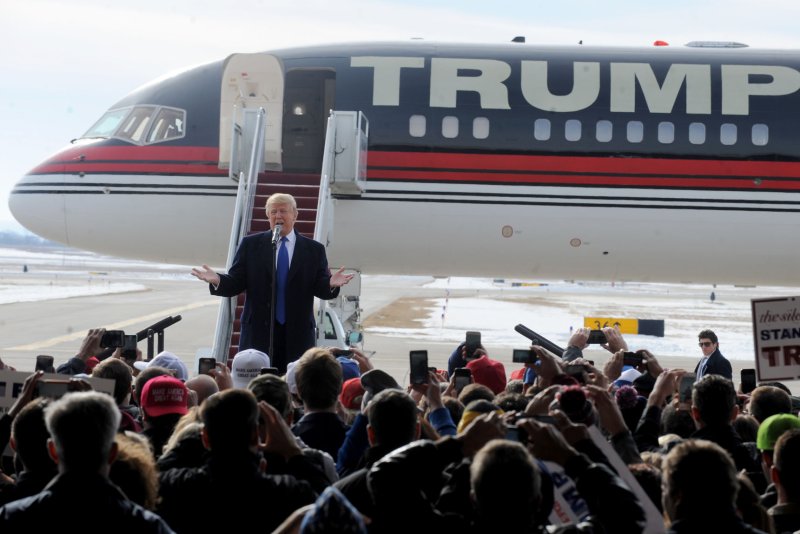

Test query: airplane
[9,40,800,287]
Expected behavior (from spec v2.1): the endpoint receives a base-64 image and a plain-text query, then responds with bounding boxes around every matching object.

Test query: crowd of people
[0,325,799,533]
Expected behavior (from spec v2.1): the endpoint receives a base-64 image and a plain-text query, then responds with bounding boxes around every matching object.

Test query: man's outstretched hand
[191,264,220,286]
[329,267,354,288]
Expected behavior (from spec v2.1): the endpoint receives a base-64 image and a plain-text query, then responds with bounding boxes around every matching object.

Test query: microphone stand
[268,224,281,363]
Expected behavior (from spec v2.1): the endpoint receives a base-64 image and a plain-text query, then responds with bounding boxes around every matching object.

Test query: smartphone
[35,354,55,373]
[679,373,696,403]
[198,357,216,375]
[409,350,429,385]
[37,379,71,399]
[740,368,757,394]
[330,348,353,357]
[563,364,588,384]
[505,424,528,443]
[622,351,644,367]
[587,329,607,344]
[100,330,126,348]
[465,331,481,359]
[454,367,472,392]
[512,348,539,364]
[260,367,280,376]
[505,415,558,442]
[121,335,138,364]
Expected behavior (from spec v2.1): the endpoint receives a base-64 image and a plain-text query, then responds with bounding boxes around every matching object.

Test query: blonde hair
[162,407,201,454]
[110,433,160,510]
[265,193,297,212]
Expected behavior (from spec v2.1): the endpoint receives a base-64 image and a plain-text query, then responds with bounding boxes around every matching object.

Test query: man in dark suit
[192,193,352,372]
[695,329,732,381]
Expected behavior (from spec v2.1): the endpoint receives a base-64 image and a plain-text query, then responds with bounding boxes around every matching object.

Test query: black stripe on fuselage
[14,182,236,190]
[10,190,236,197]
[361,188,800,205]
[353,194,800,213]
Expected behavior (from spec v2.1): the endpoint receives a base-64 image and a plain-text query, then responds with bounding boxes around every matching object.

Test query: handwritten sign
[752,296,800,381]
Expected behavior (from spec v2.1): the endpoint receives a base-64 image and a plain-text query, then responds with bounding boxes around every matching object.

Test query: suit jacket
[210,230,339,365]
[694,348,733,380]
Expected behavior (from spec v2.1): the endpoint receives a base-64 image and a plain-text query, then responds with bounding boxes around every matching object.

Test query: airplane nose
[9,172,70,244]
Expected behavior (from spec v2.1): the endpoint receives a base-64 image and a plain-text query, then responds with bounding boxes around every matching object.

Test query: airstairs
[211,109,369,363]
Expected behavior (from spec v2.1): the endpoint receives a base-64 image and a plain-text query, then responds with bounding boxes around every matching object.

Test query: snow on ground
[368,277,800,362]
[0,282,147,304]
[1,246,799,363]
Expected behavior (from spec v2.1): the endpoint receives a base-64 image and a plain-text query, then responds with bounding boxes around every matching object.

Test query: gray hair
[45,391,121,471]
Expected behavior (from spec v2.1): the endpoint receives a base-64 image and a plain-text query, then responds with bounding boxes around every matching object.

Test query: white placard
[0,369,115,416]
[752,296,800,381]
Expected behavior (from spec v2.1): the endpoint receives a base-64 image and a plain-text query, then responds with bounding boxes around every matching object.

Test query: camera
[679,374,695,403]
[35,354,55,373]
[198,357,216,375]
[409,350,429,385]
[453,367,472,392]
[465,331,481,359]
[36,379,71,399]
[100,330,126,348]
[121,335,138,364]
[622,351,644,366]
[587,329,607,344]
[512,348,538,364]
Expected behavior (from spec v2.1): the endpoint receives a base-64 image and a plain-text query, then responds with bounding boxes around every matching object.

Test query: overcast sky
[3,0,800,228]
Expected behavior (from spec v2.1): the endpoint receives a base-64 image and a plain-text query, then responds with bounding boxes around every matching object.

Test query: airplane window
[473,117,490,139]
[409,115,426,137]
[534,119,551,141]
[116,106,156,143]
[720,123,737,145]
[626,121,643,143]
[442,116,459,139]
[658,122,675,144]
[596,120,612,142]
[752,124,769,146]
[689,123,706,144]
[146,107,186,144]
[82,108,131,139]
[565,120,581,141]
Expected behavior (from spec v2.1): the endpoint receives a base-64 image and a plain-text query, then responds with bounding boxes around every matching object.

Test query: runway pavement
[0,247,798,394]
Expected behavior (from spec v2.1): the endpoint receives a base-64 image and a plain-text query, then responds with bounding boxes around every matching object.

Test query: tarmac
[0,248,797,395]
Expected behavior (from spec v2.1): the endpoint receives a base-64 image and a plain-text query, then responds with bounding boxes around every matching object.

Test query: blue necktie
[276,236,289,324]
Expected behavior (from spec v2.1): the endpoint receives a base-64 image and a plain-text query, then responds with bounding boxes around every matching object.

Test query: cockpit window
[148,107,185,143]
[83,109,131,138]
[117,106,156,143]
[80,106,186,145]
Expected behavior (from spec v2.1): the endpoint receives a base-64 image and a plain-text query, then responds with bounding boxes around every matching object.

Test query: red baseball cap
[466,355,507,395]
[140,375,189,418]
[339,377,365,410]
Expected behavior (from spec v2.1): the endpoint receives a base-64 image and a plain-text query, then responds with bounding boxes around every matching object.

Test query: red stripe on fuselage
[367,169,800,190]
[24,145,800,191]
[27,145,222,175]
[370,151,800,179]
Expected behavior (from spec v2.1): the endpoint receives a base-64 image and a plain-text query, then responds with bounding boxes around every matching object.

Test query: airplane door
[219,53,284,170]
[282,69,336,173]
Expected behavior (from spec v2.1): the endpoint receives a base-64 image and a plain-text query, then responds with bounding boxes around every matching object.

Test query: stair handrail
[211,107,267,363]
[314,111,337,245]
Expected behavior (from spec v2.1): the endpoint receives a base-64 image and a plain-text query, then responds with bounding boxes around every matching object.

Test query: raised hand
[329,266,354,288]
[190,264,220,286]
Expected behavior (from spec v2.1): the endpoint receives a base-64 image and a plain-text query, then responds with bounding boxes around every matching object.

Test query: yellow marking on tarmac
[6,300,217,351]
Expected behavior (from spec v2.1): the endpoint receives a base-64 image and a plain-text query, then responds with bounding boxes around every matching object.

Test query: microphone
[272,224,283,244]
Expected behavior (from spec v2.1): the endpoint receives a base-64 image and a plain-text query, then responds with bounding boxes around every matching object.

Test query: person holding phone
[695,329,732,381]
